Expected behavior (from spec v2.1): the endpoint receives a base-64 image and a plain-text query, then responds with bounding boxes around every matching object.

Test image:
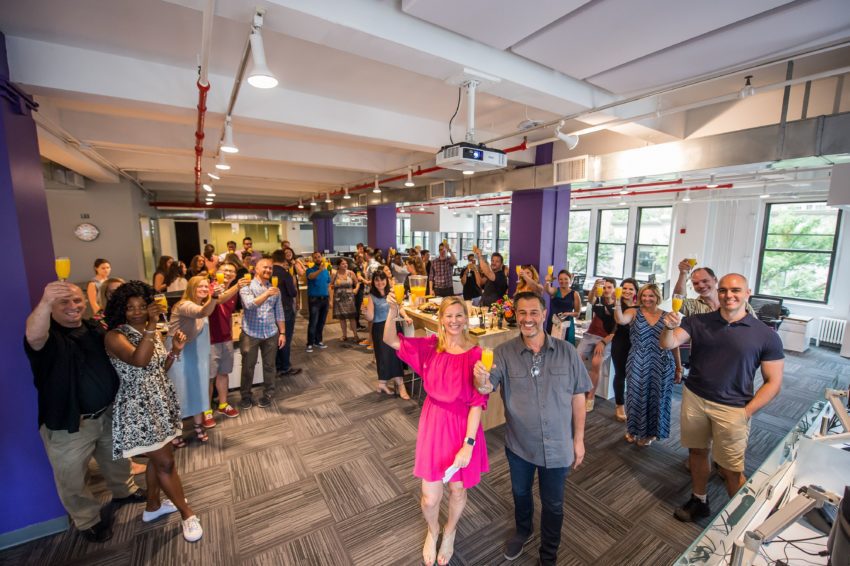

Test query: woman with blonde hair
[383,293,489,566]
[613,283,680,447]
[515,264,544,295]
[93,277,126,329]
[167,275,228,445]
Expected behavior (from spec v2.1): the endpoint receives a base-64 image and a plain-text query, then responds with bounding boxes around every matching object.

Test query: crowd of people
[24,243,784,565]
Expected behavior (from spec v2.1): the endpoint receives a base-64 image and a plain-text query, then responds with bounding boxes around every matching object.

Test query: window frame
[567,209,591,275]
[632,206,672,281]
[594,208,630,278]
[477,214,494,252]
[755,201,842,304]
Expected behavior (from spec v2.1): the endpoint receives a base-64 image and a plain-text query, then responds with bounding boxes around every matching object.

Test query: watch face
[74,223,100,242]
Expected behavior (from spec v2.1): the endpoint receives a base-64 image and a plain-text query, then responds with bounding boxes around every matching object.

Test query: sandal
[636,437,655,447]
[393,377,411,400]
[624,432,636,443]
[376,381,393,396]
[171,436,187,449]
[437,529,455,566]
[194,424,209,443]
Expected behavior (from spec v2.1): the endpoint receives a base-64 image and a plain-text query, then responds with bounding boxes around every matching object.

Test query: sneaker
[202,413,216,429]
[81,520,112,543]
[504,533,529,561]
[585,398,595,412]
[285,367,303,376]
[316,342,328,349]
[673,495,711,522]
[112,488,147,505]
[239,397,253,410]
[181,515,203,542]
[217,404,239,418]
[358,339,370,346]
[366,344,374,351]
[306,345,314,353]
[142,499,178,523]
[257,395,272,408]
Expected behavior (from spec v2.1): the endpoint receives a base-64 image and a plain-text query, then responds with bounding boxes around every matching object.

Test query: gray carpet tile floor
[4,315,848,566]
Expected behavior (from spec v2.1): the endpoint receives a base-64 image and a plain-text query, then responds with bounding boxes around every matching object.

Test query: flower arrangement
[489,294,515,324]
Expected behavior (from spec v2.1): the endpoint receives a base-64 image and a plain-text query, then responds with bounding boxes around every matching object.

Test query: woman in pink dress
[383,295,488,566]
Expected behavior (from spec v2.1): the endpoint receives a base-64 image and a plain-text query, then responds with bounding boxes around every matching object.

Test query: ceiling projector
[436,142,506,173]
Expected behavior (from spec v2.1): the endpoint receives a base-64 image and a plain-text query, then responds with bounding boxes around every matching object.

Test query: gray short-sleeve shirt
[489,335,592,468]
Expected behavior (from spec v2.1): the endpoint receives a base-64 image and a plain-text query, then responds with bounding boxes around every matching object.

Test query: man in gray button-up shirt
[474,291,591,565]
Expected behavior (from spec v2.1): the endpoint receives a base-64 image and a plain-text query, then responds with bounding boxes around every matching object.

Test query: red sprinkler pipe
[574,183,732,200]
[193,80,211,205]
[572,178,683,194]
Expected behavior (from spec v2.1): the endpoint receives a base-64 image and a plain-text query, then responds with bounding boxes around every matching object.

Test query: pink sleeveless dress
[397,335,489,488]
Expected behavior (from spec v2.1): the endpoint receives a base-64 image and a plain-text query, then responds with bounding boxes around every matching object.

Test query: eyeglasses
[531,352,543,379]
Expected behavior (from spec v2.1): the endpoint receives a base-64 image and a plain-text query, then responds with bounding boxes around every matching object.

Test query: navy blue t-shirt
[681,311,784,407]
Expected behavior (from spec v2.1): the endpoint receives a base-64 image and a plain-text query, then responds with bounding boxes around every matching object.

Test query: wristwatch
[465,437,475,447]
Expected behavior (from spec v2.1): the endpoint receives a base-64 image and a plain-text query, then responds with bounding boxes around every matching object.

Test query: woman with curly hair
[103,281,203,542]
[165,261,188,293]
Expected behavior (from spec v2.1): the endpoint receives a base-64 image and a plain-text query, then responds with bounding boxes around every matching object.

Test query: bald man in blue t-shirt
[660,273,784,523]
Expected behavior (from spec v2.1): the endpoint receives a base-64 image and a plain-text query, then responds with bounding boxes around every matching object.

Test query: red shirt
[209,295,238,344]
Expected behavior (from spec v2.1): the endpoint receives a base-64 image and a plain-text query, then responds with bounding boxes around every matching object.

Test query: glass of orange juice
[307,261,315,269]
[362,296,369,309]
[243,273,252,281]
[547,265,554,277]
[393,283,406,320]
[481,348,494,371]
[596,284,604,297]
[153,293,169,322]
[216,271,225,285]
[614,287,623,300]
[271,275,279,287]
[688,257,697,270]
[671,294,684,313]
[515,265,522,276]
[55,257,71,281]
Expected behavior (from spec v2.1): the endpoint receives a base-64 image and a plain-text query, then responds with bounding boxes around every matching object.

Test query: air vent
[358,194,368,206]
[554,156,590,184]
[429,181,446,199]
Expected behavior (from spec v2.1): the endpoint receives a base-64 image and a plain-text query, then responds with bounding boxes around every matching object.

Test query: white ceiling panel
[401,0,591,50]
[586,0,850,94]
[510,0,794,80]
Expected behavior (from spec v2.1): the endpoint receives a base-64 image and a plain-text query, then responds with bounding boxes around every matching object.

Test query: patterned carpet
[3,316,848,566]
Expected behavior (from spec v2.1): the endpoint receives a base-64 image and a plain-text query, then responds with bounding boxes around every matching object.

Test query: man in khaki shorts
[660,273,784,522]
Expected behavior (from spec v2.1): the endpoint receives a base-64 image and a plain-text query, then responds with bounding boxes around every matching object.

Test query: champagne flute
[393,283,406,321]
[271,275,279,287]
[481,348,494,371]
[55,257,71,281]
[595,284,604,298]
[216,271,225,285]
[614,287,623,300]
[153,293,169,324]
[515,265,522,277]
[672,294,684,313]
[688,257,698,271]
[547,265,554,278]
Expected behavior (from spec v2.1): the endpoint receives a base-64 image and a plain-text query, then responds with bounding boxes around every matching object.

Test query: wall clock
[74,223,100,242]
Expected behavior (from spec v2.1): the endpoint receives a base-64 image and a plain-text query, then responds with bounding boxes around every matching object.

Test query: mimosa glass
[55,257,71,281]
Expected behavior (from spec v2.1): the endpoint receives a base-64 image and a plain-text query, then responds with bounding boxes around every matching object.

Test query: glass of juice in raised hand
[216,271,225,285]
[393,283,406,320]
[153,293,169,322]
[515,265,522,276]
[481,348,494,371]
[271,275,279,287]
[672,294,684,313]
[244,273,252,281]
[688,257,697,270]
[547,265,554,277]
[55,257,71,281]
[362,296,369,309]
[596,284,604,297]
[614,287,623,300]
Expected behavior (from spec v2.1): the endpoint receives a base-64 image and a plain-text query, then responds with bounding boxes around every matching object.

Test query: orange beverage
[362,296,369,308]
[54,257,71,281]
[153,293,168,311]
[481,348,494,371]
[614,287,623,300]
[393,283,405,304]
[271,276,279,287]
[596,285,604,297]
[411,285,426,299]
[688,258,697,269]
[307,261,315,268]
[243,273,252,281]
[672,294,684,313]
[216,272,225,285]
[515,265,522,276]
[547,265,554,277]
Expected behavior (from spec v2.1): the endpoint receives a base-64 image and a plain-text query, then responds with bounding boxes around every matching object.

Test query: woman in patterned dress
[613,284,681,447]
[330,258,360,342]
[103,281,203,542]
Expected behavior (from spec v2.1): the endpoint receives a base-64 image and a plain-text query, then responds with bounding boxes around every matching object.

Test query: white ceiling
[1,0,848,207]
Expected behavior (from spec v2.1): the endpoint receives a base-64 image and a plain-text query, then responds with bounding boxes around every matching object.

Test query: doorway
[174,221,201,264]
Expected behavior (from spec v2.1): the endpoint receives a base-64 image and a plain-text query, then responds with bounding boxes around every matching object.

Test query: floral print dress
[108,325,182,459]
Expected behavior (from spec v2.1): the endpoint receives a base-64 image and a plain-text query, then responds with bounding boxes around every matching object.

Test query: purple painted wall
[0,33,67,536]
[534,142,554,166]
[507,185,571,298]
[311,215,335,253]
[367,204,397,253]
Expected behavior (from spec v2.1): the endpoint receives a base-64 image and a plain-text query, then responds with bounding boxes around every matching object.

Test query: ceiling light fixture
[208,172,220,180]
[343,187,351,199]
[220,116,239,153]
[555,120,580,150]
[373,175,381,194]
[324,193,332,203]
[462,170,475,176]
[207,193,216,198]
[738,75,755,99]
[706,174,719,188]
[247,12,278,89]
[682,189,691,202]
[619,199,627,206]
[215,153,231,170]
[405,168,415,187]
[619,189,629,195]
[297,199,304,209]
[309,195,318,206]
[203,183,213,192]
[418,205,425,211]
[475,200,480,207]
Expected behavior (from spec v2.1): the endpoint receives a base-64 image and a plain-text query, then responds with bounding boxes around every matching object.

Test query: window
[497,213,511,265]
[477,214,494,252]
[595,209,629,278]
[757,202,841,302]
[396,218,412,250]
[567,210,590,274]
[442,232,475,260]
[412,231,430,250]
[634,207,672,280]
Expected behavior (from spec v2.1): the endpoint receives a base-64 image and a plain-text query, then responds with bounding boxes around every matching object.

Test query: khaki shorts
[210,341,234,378]
[680,386,751,473]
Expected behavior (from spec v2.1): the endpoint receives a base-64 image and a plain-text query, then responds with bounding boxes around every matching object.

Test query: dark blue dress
[625,309,675,440]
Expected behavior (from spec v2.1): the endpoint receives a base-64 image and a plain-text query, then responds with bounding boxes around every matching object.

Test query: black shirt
[462,266,481,300]
[272,265,298,311]
[481,269,509,307]
[24,319,119,432]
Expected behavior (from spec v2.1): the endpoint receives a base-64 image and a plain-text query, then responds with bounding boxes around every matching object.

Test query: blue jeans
[276,305,296,371]
[307,296,329,346]
[506,447,570,565]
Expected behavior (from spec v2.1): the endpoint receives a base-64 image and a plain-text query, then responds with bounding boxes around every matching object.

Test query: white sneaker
[316,342,328,349]
[182,515,203,542]
[142,499,178,522]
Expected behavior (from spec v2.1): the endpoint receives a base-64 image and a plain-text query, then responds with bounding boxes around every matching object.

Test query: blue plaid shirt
[239,278,284,339]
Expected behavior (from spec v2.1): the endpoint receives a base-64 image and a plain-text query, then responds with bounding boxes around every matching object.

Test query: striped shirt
[239,278,284,339]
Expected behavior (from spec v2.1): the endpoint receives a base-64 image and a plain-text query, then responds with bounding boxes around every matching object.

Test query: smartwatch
[465,437,475,447]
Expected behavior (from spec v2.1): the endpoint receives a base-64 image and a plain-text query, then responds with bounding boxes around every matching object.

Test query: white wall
[46,179,157,285]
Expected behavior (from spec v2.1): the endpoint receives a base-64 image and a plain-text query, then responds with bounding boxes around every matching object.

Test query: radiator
[816,317,847,346]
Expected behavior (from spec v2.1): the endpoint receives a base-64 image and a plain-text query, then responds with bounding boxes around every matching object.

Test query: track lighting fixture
[555,121,579,150]
[220,117,238,153]
[247,15,278,89]
[343,187,351,199]
[203,184,213,192]
[208,172,220,180]
[738,75,755,99]
[706,174,719,188]
[405,168,415,187]
[309,195,318,206]
[373,175,381,194]
[324,193,332,203]
[462,170,475,176]
[682,190,691,202]
[215,153,231,170]
[297,199,304,209]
